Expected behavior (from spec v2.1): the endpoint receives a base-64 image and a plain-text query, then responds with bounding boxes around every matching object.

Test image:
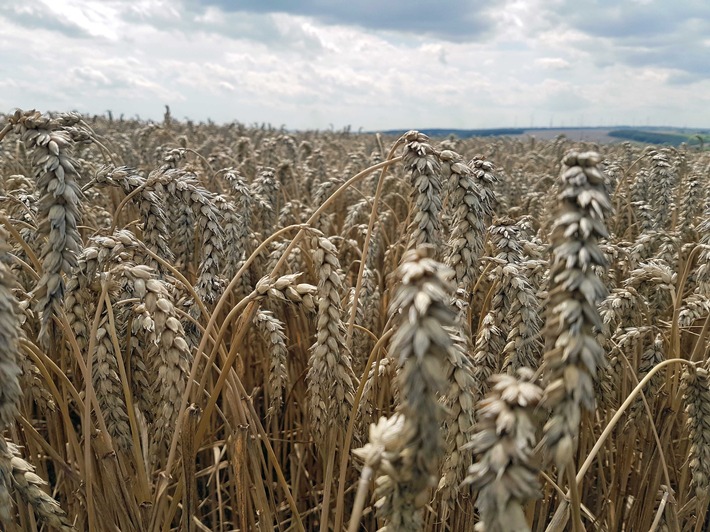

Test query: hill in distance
[374,126,710,147]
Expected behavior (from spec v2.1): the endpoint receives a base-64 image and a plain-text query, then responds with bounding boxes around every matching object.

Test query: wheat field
[0,108,708,531]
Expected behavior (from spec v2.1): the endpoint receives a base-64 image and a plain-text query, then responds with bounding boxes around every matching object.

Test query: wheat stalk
[253,309,289,415]
[355,247,456,531]
[0,439,74,530]
[402,131,443,252]
[681,363,710,507]
[307,233,356,445]
[541,150,611,472]
[465,369,542,532]
[8,110,83,344]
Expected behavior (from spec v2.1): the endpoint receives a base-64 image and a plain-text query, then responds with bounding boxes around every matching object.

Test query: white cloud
[37,0,122,40]
[535,58,572,70]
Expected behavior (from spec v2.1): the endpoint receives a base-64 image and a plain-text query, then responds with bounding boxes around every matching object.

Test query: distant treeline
[377,128,526,138]
[608,129,708,147]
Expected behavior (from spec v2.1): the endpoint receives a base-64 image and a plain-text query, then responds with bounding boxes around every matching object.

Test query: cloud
[117,5,328,59]
[553,0,710,40]
[71,66,114,87]
[0,0,708,129]
[0,1,93,39]
[540,0,710,81]
[535,57,572,70]
[195,0,496,41]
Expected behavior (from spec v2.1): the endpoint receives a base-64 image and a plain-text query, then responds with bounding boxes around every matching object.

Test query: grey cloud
[627,46,710,83]
[572,32,710,84]
[547,0,710,81]
[69,66,142,91]
[195,0,495,41]
[71,67,114,87]
[552,0,710,39]
[438,48,448,65]
[121,2,325,55]
[0,3,92,39]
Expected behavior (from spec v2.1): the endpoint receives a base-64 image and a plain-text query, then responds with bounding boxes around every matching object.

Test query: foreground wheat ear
[0,231,21,437]
[464,369,542,532]
[8,110,83,345]
[540,151,611,478]
[306,232,356,447]
[354,246,457,531]
[402,131,443,252]
[0,227,21,523]
[682,363,710,511]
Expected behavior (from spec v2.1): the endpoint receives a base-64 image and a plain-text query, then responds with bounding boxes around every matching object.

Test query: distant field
[607,128,710,147]
[378,126,710,146]
[520,127,621,143]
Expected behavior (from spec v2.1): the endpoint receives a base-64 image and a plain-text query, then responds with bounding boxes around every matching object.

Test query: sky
[0,0,708,131]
